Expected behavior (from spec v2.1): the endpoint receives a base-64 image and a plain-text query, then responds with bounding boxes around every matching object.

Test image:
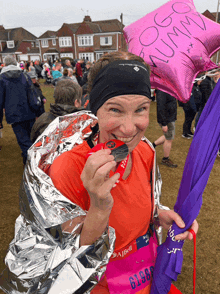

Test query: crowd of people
[0,56,93,163]
[1,49,219,293]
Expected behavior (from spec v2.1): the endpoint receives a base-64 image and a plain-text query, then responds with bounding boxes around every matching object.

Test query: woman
[41,62,52,84]
[28,61,37,75]
[68,67,78,84]
[48,51,198,293]
[52,68,72,86]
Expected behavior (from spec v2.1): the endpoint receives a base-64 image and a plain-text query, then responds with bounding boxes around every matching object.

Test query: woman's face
[96,95,151,153]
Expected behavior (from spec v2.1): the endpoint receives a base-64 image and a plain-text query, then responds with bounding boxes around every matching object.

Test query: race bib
[106,227,158,294]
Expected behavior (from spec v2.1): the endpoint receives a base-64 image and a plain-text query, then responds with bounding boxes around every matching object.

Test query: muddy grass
[0,83,220,294]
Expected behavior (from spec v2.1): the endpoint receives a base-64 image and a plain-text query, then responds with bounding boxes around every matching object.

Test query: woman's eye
[136,107,146,113]
[110,108,121,113]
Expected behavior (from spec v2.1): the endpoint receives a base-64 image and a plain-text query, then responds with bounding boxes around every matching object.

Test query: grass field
[0,81,220,293]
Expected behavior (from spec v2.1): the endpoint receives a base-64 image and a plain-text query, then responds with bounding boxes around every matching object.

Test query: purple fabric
[150,79,220,294]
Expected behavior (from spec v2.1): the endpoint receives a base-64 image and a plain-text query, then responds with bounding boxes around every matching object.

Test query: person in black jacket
[81,61,93,87]
[0,55,36,164]
[152,90,178,168]
[34,60,43,79]
[28,71,46,117]
[195,73,213,128]
[30,79,82,143]
[180,83,200,139]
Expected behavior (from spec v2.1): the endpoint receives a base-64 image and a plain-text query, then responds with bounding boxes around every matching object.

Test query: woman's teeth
[113,135,134,143]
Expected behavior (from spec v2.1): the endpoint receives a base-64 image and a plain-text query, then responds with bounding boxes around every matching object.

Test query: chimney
[83,15,92,22]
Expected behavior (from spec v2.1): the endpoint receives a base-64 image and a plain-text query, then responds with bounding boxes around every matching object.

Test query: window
[96,52,104,60]
[7,41,14,48]
[59,37,72,47]
[36,40,39,47]
[60,53,73,59]
[31,42,34,47]
[41,39,48,47]
[78,35,93,46]
[52,39,56,46]
[100,36,112,46]
[79,53,94,62]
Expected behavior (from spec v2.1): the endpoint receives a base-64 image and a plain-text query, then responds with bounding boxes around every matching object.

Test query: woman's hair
[4,55,17,66]
[68,68,73,75]
[63,68,69,76]
[87,51,150,93]
[54,80,82,105]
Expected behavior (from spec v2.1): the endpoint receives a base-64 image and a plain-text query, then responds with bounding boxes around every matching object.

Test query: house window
[60,53,73,59]
[96,52,104,60]
[31,42,34,47]
[100,36,112,46]
[59,37,72,47]
[41,39,48,47]
[7,41,14,48]
[52,39,56,46]
[79,53,94,62]
[78,35,93,46]
[36,40,39,47]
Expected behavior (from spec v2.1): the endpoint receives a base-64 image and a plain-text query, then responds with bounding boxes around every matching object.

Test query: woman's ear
[74,100,81,108]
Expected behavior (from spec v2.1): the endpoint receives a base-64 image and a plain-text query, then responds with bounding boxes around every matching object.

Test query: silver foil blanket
[0,111,115,294]
[0,111,166,294]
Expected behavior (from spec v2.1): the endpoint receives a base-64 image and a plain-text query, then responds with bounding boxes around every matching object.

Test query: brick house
[74,16,126,62]
[0,26,40,63]
[38,30,59,62]
[38,16,126,62]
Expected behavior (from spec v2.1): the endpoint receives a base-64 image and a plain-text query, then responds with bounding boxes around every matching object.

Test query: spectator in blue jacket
[52,62,62,80]
[0,55,36,164]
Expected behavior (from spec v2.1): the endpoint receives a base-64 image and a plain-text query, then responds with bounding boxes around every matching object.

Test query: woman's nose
[119,116,136,135]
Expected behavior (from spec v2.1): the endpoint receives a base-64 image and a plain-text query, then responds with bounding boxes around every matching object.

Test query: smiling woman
[97,95,151,152]
[47,51,198,294]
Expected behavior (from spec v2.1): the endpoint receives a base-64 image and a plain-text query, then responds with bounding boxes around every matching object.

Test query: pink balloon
[124,0,220,102]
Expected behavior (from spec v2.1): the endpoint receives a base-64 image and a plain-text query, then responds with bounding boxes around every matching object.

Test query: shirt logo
[134,66,140,72]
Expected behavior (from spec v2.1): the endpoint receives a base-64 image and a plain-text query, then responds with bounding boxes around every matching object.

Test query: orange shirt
[49,140,154,293]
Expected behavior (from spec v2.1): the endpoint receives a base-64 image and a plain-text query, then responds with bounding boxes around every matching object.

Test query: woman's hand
[81,148,120,212]
[80,148,120,246]
[158,209,199,241]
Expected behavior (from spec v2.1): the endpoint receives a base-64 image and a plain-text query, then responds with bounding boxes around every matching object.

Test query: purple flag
[150,79,220,294]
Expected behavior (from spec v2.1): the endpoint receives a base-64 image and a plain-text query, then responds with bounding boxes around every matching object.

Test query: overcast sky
[0,0,219,37]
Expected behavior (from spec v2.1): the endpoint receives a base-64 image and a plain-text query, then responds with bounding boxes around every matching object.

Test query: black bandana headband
[89,60,151,114]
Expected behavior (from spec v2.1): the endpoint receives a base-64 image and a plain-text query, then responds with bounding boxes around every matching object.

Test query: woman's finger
[89,160,117,188]
[175,231,190,241]
[99,172,121,194]
[82,149,114,180]
[175,220,199,241]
